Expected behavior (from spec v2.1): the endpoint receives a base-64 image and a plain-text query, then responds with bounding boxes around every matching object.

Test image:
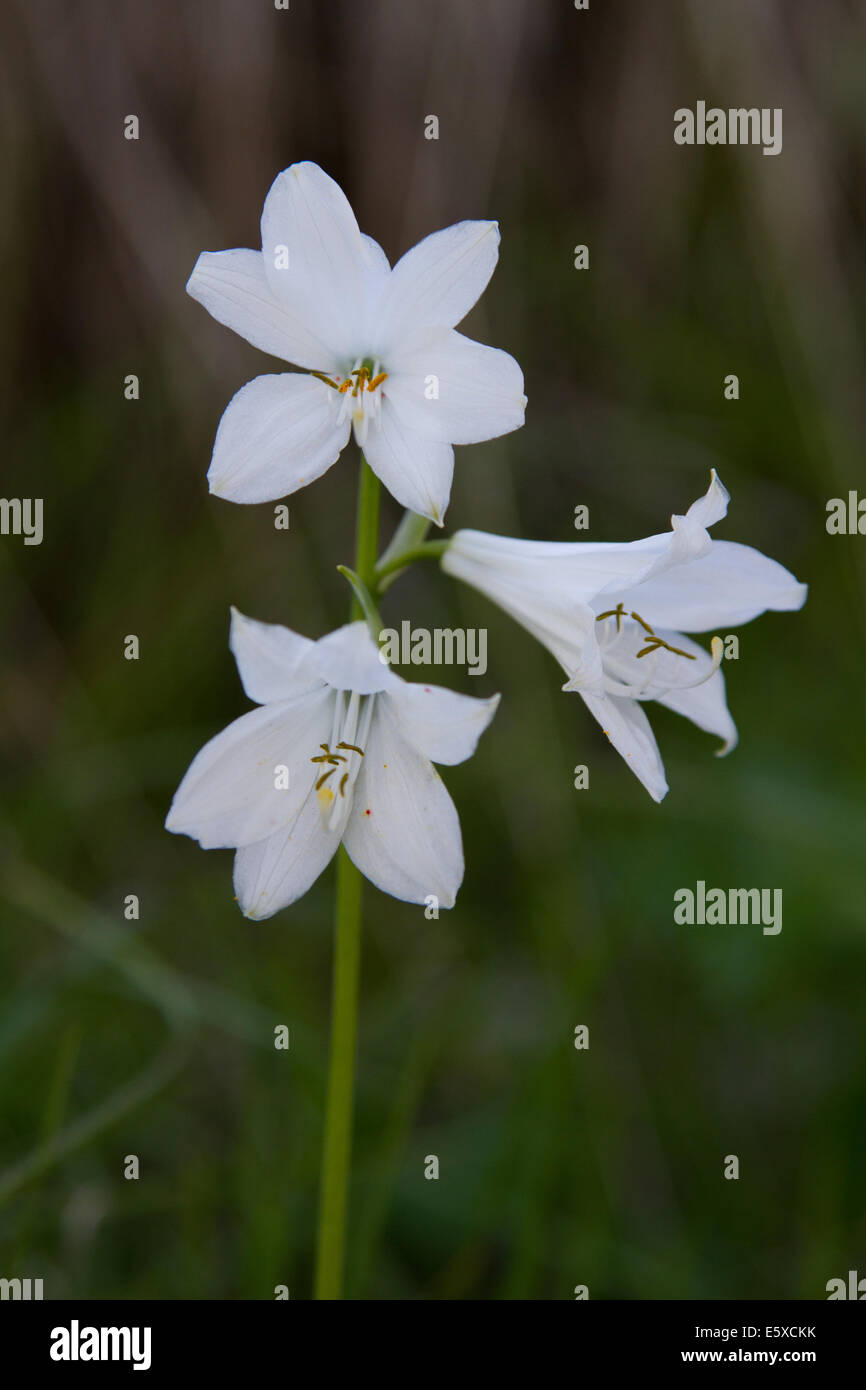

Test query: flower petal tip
[241,905,268,922]
[713,734,738,758]
[185,255,207,299]
[229,605,251,635]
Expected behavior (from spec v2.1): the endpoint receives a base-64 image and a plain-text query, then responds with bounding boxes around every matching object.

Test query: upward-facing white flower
[187,162,526,524]
[165,611,499,918]
[442,471,807,801]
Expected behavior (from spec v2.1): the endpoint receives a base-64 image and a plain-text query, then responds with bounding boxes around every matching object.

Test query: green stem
[314,845,363,1300]
[337,566,385,638]
[351,454,381,613]
[374,539,450,588]
[376,509,432,574]
[314,451,380,1301]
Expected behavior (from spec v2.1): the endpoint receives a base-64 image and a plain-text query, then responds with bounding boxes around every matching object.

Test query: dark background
[0,0,863,1299]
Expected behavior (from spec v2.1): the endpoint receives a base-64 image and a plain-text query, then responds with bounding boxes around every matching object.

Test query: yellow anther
[311,742,348,767]
[311,366,387,397]
[310,371,340,391]
[630,610,655,635]
[598,606,695,661]
[636,635,695,661]
[597,602,627,632]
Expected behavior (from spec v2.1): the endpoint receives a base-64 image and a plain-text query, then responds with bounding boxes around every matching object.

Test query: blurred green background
[1,0,864,1300]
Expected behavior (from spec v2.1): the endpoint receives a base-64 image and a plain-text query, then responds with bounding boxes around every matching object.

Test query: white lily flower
[166,611,499,917]
[187,162,526,524]
[442,471,807,802]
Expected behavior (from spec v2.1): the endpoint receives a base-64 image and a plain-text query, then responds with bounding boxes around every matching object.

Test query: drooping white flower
[166,611,499,917]
[187,162,526,524]
[442,471,807,801]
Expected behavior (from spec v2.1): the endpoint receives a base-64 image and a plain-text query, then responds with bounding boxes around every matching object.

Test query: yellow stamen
[310,371,339,391]
[630,610,655,635]
[312,366,387,397]
[636,635,695,661]
[597,602,627,633]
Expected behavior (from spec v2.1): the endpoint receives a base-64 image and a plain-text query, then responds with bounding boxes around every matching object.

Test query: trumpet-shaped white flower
[166,611,499,917]
[187,162,526,524]
[442,471,807,802]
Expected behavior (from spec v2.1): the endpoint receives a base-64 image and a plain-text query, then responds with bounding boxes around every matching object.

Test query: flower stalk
[314,840,363,1300]
[336,566,384,638]
[351,456,381,613]
[374,538,450,589]
[315,451,378,1301]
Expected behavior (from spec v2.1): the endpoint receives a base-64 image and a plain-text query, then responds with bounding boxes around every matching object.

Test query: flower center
[311,357,388,447]
[310,688,376,834]
[595,603,723,700]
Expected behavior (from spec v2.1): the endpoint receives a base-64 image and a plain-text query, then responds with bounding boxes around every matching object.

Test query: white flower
[442,471,807,802]
[187,162,526,524]
[165,611,499,917]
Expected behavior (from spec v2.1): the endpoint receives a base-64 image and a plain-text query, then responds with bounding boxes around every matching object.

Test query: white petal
[297,622,398,695]
[362,404,454,524]
[614,540,808,633]
[443,477,725,619]
[372,220,500,353]
[165,688,334,849]
[444,537,604,678]
[684,468,730,529]
[652,632,738,755]
[233,793,341,919]
[341,702,464,906]
[578,691,669,802]
[361,234,391,284]
[207,373,350,504]
[186,248,340,372]
[385,327,526,444]
[229,608,321,704]
[383,683,500,765]
[260,162,380,363]
[442,527,679,611]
